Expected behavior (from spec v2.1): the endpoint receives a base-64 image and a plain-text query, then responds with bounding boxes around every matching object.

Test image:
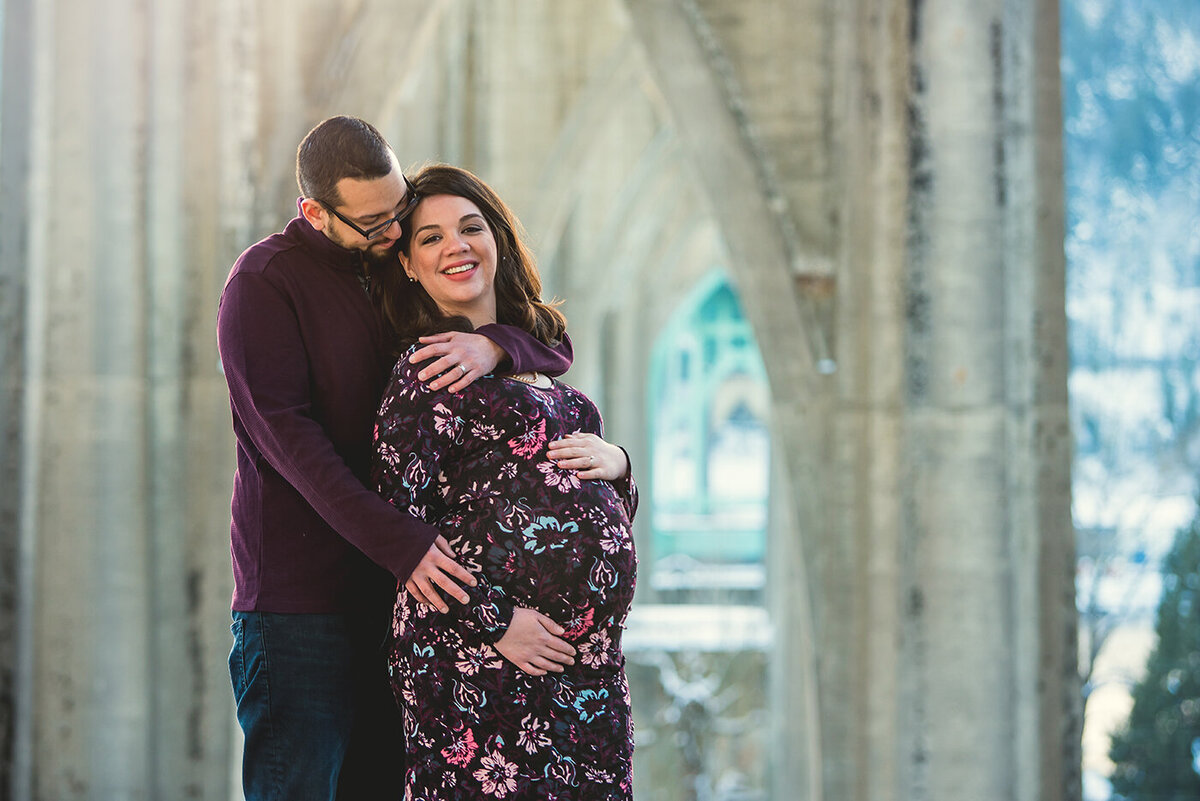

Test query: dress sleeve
[218,271,439,581]
[475,325,574,377]
[579,398,639,523]
[611,446,639,523]
[372,355,516,643]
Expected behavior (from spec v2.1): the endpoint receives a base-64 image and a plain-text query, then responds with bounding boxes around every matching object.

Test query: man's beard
[325,224,398,268]
[361,241,398,267]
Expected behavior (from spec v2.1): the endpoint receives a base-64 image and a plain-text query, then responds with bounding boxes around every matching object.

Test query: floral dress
[372,347,638,800]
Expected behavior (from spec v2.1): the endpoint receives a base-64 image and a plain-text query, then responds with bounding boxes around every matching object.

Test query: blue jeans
[229,611,403,801]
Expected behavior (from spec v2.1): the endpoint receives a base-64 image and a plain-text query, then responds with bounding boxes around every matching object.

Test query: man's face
[319,163,411,261]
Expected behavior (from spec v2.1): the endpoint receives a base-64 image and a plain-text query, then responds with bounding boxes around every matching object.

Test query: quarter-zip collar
[287,198,365,274]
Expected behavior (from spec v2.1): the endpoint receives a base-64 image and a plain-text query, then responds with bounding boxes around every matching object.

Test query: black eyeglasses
[318,174,419,240]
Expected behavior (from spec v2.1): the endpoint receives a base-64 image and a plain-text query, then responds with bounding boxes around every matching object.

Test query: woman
[371,164,637,800]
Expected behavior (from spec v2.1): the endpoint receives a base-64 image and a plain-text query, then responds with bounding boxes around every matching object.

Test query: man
[217,116,573,800]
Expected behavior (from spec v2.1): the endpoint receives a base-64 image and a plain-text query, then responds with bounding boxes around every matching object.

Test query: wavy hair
[372,164,567,354]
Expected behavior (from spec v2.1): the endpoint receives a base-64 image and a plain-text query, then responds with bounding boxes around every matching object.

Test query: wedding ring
[458,364,468,376]
[588,455,595,466]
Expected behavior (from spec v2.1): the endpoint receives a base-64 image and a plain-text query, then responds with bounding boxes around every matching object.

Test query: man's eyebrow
[356,208,392,223]
[356,196,408,222]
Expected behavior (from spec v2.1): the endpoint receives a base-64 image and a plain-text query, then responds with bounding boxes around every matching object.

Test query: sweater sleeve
[218,271,439,581]
[372,355,516,643]
[475,325,574,377]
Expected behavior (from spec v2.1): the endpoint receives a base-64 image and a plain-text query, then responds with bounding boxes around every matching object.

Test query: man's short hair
[296,116,396,206]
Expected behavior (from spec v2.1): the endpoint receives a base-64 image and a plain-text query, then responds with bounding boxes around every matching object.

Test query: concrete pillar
[3,1,249,797]
[622,0,1078,799]
[891,1,1078,798]
[834,0,1078,799]
[1,0,36,794]
[12,3,157,796]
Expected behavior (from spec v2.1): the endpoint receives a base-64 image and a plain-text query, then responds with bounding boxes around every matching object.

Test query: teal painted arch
[646,269,770,572]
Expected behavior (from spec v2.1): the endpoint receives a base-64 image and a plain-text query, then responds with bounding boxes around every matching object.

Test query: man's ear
[299,197,328,231]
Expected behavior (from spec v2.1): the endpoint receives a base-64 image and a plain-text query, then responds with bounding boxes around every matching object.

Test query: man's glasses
[319,174,419,240]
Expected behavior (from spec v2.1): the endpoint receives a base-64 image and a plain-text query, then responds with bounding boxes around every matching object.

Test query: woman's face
[400,193,499,327]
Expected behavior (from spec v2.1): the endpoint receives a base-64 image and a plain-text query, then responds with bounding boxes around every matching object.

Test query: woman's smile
[443,261,479,278]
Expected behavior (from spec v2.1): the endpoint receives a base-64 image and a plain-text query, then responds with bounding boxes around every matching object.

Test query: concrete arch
[507,10,825,794]
[614,6,828,798]
[524,33,648,264]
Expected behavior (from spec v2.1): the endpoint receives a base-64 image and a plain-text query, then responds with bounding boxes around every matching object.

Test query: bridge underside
[0,1,1078,799]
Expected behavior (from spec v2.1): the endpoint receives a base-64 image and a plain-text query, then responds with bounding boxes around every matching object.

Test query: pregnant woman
[371,164,637,800]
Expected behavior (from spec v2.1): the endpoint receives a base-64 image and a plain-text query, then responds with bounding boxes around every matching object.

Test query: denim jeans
[229,611,403,801]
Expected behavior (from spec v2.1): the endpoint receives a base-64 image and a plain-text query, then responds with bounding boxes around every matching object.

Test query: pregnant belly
[448,500,638,636]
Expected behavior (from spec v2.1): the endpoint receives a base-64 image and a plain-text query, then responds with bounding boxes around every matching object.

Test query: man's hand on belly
[406,535,476,613]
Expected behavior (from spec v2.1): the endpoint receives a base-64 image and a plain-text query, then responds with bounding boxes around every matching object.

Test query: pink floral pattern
[536,459,582,492]
[474,751,519,798]
[517,714,551,755]
[442,728,479,769]
[508,417,547,458]
[579,630,614,668]
[373,348,638,800]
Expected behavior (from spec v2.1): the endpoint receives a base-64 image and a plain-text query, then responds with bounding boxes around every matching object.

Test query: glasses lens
[363,216,396,240]
[397,176,419,221]
[362,185,419,240]
[398,194,419,220]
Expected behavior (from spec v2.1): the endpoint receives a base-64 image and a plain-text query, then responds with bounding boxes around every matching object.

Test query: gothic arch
[494,7,825,790]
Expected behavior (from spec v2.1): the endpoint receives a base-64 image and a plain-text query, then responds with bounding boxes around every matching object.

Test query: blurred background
[1063,2,1200,798]
[0,1,1196,800]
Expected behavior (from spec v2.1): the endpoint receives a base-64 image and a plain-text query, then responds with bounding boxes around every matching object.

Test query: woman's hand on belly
[546,432,629,481]
[495,608,577,676]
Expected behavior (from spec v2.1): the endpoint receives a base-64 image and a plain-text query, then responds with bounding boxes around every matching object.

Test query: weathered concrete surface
[0,1,1078,799]
[1,0,35,794]
[1,1,250,798]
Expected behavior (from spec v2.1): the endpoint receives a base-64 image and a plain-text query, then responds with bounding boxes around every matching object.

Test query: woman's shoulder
[381,345,435,405]
[553,378,595,406]
[384,344,422,382]
[382,345,493,412]
[542,380,603,431]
